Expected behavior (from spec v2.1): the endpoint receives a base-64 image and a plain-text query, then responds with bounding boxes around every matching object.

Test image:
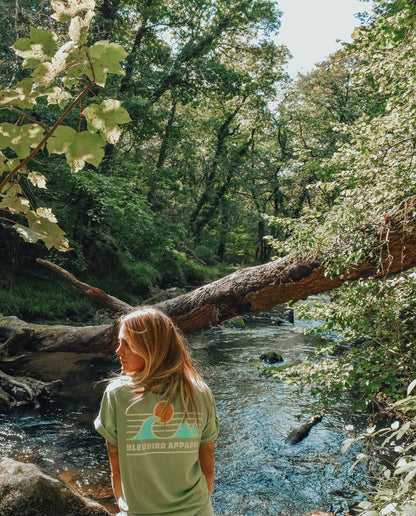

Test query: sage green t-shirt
[95,377,220,516]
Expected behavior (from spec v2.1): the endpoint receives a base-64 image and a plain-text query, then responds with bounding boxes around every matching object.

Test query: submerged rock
[222,316,245,329]
[0,457,110,515]
[260,351,284,364]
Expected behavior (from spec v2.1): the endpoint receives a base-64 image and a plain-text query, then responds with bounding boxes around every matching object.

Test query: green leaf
[0,123,44,159]
[27,172,47,189]
[46,125,73,154]
[13,28,57,69]
[86,41,127,86]
[45,86,72,108]
[24,209,69,251]
[47,126,106,172]
[82,99,131,144]
[69,12,94,45]
[31,44,86,86]
[395,460,416,475]
[407,378,416,396]
[0,183,30,215]
[14,221,69,251]
[341,437,356,454]
[14,224,45,244]
[0,79,37,109]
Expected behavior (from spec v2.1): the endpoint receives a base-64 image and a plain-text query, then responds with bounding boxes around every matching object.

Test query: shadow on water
[0,318,370,515]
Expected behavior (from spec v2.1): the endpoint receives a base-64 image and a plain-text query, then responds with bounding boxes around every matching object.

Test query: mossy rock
[222,316,245,329]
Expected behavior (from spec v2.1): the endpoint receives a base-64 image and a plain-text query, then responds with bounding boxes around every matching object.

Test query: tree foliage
[271,0,416,393]
[0,0,291,299]
[265,2,416,511]
[0,0,129,252]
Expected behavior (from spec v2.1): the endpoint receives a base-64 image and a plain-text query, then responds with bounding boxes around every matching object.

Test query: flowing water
[0,315,369,515]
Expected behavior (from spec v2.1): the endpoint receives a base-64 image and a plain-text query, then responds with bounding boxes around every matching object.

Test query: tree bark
[1,195,416,355]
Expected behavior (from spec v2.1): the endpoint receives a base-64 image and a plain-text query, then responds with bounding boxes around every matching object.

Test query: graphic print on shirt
[125,399,200,456]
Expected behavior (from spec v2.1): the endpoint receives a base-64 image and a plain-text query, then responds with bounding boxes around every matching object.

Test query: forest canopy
[2,0,416,512]
[2,0,416,400]
[0,0,290,306]
[1,0,416,404]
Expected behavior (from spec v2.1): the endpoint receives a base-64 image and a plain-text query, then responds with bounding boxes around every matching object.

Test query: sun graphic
[154,401,173,423]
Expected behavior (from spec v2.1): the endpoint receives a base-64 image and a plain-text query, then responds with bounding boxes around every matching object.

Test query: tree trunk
[1,196,416,355]
[190,104,242,234]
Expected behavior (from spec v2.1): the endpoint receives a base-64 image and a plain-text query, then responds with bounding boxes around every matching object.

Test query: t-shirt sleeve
[94,385,118,446]
[200,387,220,445]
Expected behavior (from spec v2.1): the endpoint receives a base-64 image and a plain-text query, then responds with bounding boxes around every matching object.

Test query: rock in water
[0,457,110,515]
[222,316,245,329]
[286,414,324,445]
[259,351,284,364]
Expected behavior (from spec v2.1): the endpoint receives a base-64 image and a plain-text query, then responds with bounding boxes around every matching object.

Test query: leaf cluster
[342,388,416,515]
[0,0,130,251]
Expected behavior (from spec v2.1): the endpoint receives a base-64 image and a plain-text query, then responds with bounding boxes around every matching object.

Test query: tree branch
[35,259,132,314]
[0,81,95,193]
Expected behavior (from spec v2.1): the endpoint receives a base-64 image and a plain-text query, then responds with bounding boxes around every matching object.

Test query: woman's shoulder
[104,376,132,394]
[192,378,215,403]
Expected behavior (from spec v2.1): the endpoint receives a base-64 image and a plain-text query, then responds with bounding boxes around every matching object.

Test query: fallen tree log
[0,316,115,354]
[1,196,416,355]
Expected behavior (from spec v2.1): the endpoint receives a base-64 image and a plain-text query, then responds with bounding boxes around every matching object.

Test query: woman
[95,307,220,516]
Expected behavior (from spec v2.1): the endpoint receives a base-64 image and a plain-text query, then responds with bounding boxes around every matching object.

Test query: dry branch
[35,259,132,313]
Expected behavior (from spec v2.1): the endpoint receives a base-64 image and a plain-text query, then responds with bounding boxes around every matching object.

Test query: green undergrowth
[0,280,97,323]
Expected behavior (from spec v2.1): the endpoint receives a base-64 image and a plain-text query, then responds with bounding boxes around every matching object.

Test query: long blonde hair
[119,306,206,422]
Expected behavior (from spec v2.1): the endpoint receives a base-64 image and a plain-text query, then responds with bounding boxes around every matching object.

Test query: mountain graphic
[132,418,198,441]
[173,423,193,438]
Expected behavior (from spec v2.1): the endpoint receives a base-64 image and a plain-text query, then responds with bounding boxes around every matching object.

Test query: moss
[0,386,11,411]
[223,316,245,329]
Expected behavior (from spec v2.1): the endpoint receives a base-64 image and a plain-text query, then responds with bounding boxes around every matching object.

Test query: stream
[0,314,370,515]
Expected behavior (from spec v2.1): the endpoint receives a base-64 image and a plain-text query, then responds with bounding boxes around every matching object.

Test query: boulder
[0,457,110,516]
[260,351,284,364]
[270,305,294,324]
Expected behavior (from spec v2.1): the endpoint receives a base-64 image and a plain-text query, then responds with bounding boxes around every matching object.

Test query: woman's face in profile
[116,323,146,375]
